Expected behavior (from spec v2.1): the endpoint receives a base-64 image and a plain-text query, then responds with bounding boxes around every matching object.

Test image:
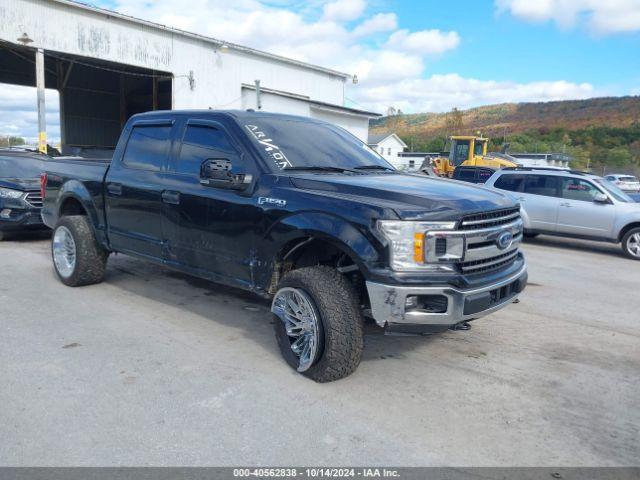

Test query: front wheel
[621,228,640,260]
[52,215,109,286]
[272,266,364,383]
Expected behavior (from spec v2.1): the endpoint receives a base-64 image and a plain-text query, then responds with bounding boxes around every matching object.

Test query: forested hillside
[370,96,640,173]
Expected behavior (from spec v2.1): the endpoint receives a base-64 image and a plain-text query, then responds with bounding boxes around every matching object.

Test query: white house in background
[368,133,408,169]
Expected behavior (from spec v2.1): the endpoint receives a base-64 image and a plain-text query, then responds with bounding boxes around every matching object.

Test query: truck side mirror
[200,158,252,191]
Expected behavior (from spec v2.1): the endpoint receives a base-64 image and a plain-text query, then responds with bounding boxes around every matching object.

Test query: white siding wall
[310,107,369,141]
[0,0,372,140]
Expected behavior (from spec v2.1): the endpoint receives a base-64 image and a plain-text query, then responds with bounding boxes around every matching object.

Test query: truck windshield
[242,118,394,172]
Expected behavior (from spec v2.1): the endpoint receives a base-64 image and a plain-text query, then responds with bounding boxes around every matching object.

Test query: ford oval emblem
[496,231,513,250]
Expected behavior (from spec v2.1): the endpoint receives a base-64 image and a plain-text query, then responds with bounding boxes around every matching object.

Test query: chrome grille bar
[459,207,521,230]
[460,250,519,273]
[24,192,43,208]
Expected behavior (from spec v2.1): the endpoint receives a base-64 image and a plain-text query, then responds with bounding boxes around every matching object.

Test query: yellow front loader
[432,135,517,177]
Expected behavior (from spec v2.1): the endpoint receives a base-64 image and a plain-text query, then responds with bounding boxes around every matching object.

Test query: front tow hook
[450,321,472,331]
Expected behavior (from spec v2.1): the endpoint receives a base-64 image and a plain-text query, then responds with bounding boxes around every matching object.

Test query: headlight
[377,220,457,271]
[0,187,24,199]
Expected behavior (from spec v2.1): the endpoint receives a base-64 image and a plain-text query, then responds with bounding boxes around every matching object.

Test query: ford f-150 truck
[41,110,527,382]
[0,149,50,239]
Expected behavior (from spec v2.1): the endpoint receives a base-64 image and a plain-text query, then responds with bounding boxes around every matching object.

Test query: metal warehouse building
[0,0,378,154]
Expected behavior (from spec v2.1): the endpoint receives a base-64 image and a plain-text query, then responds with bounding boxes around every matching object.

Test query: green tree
[606,147,632,168]
[0,136,25,147]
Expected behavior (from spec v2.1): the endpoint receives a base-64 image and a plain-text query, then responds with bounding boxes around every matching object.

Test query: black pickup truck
[41,110,527,382]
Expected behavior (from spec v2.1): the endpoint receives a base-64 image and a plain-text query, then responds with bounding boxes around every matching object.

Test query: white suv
[604,174,640,193]
[485,168,640,260]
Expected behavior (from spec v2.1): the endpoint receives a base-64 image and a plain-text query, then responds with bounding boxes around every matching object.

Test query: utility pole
[35,48,47,154]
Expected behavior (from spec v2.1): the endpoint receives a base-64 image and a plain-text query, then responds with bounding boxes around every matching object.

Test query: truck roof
[129,109,330,125]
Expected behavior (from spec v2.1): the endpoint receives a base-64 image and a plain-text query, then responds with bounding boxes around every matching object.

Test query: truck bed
[41,156,111,233]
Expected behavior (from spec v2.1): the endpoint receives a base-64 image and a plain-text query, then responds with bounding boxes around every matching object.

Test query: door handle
[161,190,181,205]
[107,183,122,196]
[560,202,573,207]
[518,197,526,201]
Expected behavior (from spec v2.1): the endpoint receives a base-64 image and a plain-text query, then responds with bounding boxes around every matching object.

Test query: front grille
[423,207,523,275]
[459,250,519,274]
[459,207,521,230]
[24,192,43,208]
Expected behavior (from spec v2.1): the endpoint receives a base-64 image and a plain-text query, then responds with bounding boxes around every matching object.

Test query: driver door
[162,117,262,285]
[556,177,615,238]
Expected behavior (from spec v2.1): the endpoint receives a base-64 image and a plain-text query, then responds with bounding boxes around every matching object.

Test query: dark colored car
[41,110,527,382]
[0,150,49,240]
[452,165,497,184]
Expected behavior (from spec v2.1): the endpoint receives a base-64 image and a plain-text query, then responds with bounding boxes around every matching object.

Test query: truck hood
[0,177,40,191]
[289,173,516,220]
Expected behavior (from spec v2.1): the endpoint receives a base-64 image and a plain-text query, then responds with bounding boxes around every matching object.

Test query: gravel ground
[0,233,638,466]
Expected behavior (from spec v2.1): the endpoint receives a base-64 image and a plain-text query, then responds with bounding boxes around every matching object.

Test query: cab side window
[561,178,600,202]
[122,125,172,171]
[176,124,239,176]
[524,175,560,198]
[494,174,525,192]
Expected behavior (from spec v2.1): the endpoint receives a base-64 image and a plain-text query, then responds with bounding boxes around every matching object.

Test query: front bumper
[366,264,527,333]
[0,207,46,232]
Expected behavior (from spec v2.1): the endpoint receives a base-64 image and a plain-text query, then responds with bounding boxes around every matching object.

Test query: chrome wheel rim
[272,287,320,372]
[53,226,76,278]
[628,233,640,258]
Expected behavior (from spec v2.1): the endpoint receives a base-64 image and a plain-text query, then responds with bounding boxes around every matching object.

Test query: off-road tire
[621,227,640,260]
[52,215,109,286]
[273,266,364,382]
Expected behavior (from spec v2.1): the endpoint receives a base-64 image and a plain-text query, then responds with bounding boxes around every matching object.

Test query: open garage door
[0,41,172,156]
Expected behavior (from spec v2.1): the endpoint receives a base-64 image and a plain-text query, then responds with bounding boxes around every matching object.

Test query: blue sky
[2,0,640,141]
[385,0,640,92]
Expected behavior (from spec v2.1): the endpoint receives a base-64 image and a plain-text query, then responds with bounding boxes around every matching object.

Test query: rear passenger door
[105,119,174,259]
[556,177,615,238]
[520,174,561,232]
[162,118,261,285]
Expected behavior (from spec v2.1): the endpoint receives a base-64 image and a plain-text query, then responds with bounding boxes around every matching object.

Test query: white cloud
[349,74,595,113]
[0,84,60,143]
[386,29,461,55]
[0,0,605,139]
[352,13,398,37]
[322,0,366,22]
[496,0,640,34]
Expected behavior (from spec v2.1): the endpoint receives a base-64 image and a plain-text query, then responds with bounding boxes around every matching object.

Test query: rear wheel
[272,266,364,383]
[52,215,109,286]
[621,227,640,260]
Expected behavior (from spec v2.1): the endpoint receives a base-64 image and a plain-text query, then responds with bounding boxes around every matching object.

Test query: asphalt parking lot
[1,234,638,466]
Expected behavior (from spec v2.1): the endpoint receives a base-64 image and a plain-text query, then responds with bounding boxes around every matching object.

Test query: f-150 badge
[258,197,287,207]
